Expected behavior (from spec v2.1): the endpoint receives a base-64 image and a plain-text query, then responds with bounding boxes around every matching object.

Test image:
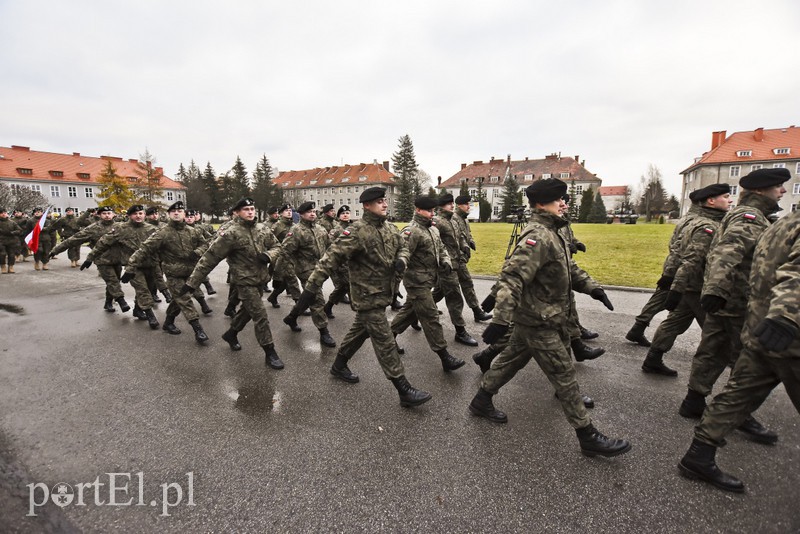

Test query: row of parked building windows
[8,184,179,201]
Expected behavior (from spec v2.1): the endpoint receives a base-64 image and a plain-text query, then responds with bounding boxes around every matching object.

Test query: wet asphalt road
[0,252,798,533]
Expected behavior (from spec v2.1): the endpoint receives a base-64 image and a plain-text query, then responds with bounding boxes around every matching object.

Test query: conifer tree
[587,190,608,223]
[391,134,419,221]
[252,154,281,220]
[499,175,522,220]
[578,187,594,223]
[202,162,222,217]
[229,156,251,201]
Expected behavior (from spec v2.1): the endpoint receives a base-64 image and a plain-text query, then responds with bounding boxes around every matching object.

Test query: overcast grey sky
[3,0,798,196]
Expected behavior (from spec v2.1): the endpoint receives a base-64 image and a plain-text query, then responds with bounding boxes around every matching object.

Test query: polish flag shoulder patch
[525,238,537,247]
[286,232,293,237]
[743,213,757,220]
[703,227,714,234]
[342,229,351,236]
[403,229,411,235]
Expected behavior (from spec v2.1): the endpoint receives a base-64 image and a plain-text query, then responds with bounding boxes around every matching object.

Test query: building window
[796,162,800,174]
[736,150,752,157]
[792,203,798,212]
[16,168,32,175]
[295,181,302,186]
[166,191,174,201]
[346,186,351,193]
[524,173,533,181]
[49,170,64,177]
[355,209,360,217]
[542,173,551,179]
[347,198,351,205]
[729,166,741,178]
[489,176,499,183]
[310,180,318,185]
[85,187,94,198]
[77,172,90,179]
[50,185,60,197]
[354,186,359,192]
[751,164,763,172]
[52,207,62,215]
[774,148,790,155]
[492,205,500,215]
[68,186,77,197]
[342,177,350,182]
[560,173,570,179]
[730,185,739,196]
[358,176,367,182]
[793,183,800,195]
[575,185,583,195]
[325,179,333,184]
[31,185,41,193]
[773,163,786,168]
[10,184,26,193]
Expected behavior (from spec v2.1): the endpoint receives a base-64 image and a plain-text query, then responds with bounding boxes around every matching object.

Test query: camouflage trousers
[650,291,705,353]
[338,307,405,380]
[688,314,744,397]
[456,261,480,310]
[391,288,447,352]
[298,274,328,330]
[165,275,199,322]
[0,242,18,266]
[695,346,800,447]
[230,285,273,347]
[130,269,156,310]
[328,265,350,305]
[96,264,124,299]
[65,244,81,262]
[432,270,466,328]
[481,323,591,429]
[567,293,582,340]
[33,239,53,266]
[274,258,302,300]
[633,287,669,327]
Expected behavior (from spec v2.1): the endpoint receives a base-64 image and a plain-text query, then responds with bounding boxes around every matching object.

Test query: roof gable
[683,126,800,173]
[277,162,395,188]
[440,154,602,188]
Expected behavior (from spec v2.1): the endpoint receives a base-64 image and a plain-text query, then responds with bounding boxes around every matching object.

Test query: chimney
[490,156,495,162]
[574,155,579,163]
[11,145,30,151]
[461,163,467,170]
[710,130,727,150]
[72,152,80,157]
[754,127,764,142]
[437,176,441,186]
[382,161,389,171]
[473,161,483,165]
[507,154,511,164]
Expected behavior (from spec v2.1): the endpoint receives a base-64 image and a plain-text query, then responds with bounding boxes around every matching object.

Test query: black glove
[80,260,92,271]
[469,240,476,251]
[461,246,471,256]
[753,318,799,352]
[590,288,614,311]
[120,271,135,284]
[481,294,496,313]
[293,289,316,316]
[49,252,57,259]
[575,242,586,253]
[268,262,276,276]
[568,243,578,255]
[656,275,674,290]
[664,290,683,311]
[441,262,452,275]
[394,259,406,274]
[256,252,270,265]
[700,294,727,314]
[178,283,194,296]
[482,323,510,345]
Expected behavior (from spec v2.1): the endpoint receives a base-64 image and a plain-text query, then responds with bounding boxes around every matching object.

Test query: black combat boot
[679,388,707,419]
[319,327,336,347]
[678,439,744,492]
[571,339,605,361]
[472,306,492,322]
[189,319,208,344]
[104,296,115,312]
[267,291,281,308]
[468,388,508,423]
[132,304,147,320]
[576,424,632,457]
[144,308,160,330]
[224,303,237,317]
[390,376,432,408]
[554,390,595,409]
[341,293,351,304]
[116,297,130,313]
[221,328,242,351]
[410,319,421,331]
[642,348,677,376]
[579,325,599,340]
[323,301,335,319]
[162,313,181,335]
[195,296,212,315]
[151,291,162,303]
[472,345,503,374]
[436,348,465,372]
[161,289,172,303]
[330,354,359,383]
[390,294,403,311]
[625,321,652,347]
[263,344,284,370]
[454,326,478,346]
[283,314,302,332]
[737,416,779,445]
[203,280,216,295]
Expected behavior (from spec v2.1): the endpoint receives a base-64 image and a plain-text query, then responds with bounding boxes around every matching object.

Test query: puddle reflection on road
[221,378,283,415]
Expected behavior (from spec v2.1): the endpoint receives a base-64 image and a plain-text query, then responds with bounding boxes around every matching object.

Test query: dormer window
[736,150,752,157]
[49,170,64,177]
[295,181,303,186]
[128,176,138,183]
[774,148,791,155]
[489,176,499,183]
[560,173,570,179]
[524,173,533,181]
[77,172,90,179]
[17,168,32,175]
[342,177,351,182]
[310,180,318,185]
[542,173,552,179]
[358,176,367,182]
[325,179,333,184]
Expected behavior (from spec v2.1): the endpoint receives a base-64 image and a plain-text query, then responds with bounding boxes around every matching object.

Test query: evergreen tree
[587,190,608,223]
[229,156,251,201]
[175,163,188,183]
[459,180,470,198]
[567,182,579,219]
[428,186,437,196]
[96,160,137,213]
[202,162,222,217]
[184,160,211,214]
[252,154,281,220]
[135,148,164,205]
[578,187,594,223]
[391,134,419,221]
[499,175,522,220]
[478,197,492,223]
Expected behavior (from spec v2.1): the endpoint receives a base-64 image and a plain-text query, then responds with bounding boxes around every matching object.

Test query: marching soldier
[291,187,432,408]
[13,210,29,263]
[185,209,217,300]
[318,203,336,233]
[391,195,464,372]
[50,207,82,267]
[323,204,353,318]
[468,179,629,458]
[0,208,22,274]
[29,208,56,271]
[264,206,280,230]
[77,207,96,228]
[267,204,303,308]
[452,195,492,322]
[144,206,172,304]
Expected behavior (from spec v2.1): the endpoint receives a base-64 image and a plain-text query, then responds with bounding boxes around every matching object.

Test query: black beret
[455,194,471,205]
[297,201,316,214]
[167,201,185,212]
[740,167,791,190]
[688,190,700,202]
[562,194,571,203]
[359,187,386,203]
[97,206,114,213]
[693,183,731,202]
[267,206,279,215]
[232,197,255,211]
[337,205,351,217]
[414,195,439,210]
[32,207,43,214]
[525,178,568,205]
[321,203,335,213]
[65,207,75,211]
[185,209,197,216]
[87,208,97,213]
[127,204,144,215]
[145,206,159,215]
[438,193,454,206]
[279,204,292,213]
[0,208,6,213]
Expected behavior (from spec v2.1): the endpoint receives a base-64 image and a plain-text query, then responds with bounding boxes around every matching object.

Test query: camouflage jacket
[88,220,156,266]
[493,210,600,334]
[52,219,116,256]
[0,217,22,246]
[662,203,700,278]
[702,193,779,317]
[454,208,475,257]
[434,210,466,264]
[77,211,95,228]
[741,209,800,358]
[127,219,209,278]
[51,215,81,240]
[271,217,294,242]
[671,205,727,294]
[306,209,410,311]
[28,216,56,247]
[188,218,280,288]
[330,219,351,241]
[400,213,451,291]
[319,214,336,233]
[187,222,214,241]
[280,218,330,279]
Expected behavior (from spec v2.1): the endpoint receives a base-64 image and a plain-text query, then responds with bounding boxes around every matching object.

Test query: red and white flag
[25,207,50,253]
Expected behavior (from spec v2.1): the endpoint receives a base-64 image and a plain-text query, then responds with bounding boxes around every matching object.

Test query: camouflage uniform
[281,217,330,330]
[270,216,302,301]
[325,219,352,307]
[13,214,30,260]
[53,219,118,295]
[694,209,800,447]
[145,216,169,296]
[77,210,95,228]
[0,216,21,270]
[391,212,452,351]
[452,207,480,309]
[30,214,56,268]
[51,213,83,263]
[481,210,601,428]
[305,209,410,379]
[188,218,281,347]
[432,210,467,329]
[319,213,336,233]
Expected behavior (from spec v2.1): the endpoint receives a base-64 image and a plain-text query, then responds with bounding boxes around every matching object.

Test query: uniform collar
[739,191,780,216]
[413,213,432,227]
[363,210,386,226]
[530,209,568,228]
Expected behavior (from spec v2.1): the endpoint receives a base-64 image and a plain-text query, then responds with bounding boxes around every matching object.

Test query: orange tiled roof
[598,186,628,196]
[440,154,602,188]
[683,126,800,173]
[276,162,395,188]
[0,145,185,189]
